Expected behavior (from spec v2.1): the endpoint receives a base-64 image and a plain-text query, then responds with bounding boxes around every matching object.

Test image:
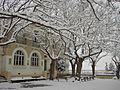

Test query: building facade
[0,36,51,80]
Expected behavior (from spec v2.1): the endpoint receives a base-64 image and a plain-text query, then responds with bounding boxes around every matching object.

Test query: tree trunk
[49,60,56,80]
[69,60,76,77]
[92,62,95,79]
[116,70,119,79]
[76,58,83,80]
[116,64,120,79]
[71,64,76,77]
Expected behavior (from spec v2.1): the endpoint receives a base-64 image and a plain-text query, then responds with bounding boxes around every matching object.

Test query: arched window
[31,53,39,66]
[14,50,24,65]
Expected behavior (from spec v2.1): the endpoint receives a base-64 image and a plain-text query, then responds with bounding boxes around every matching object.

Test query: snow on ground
[0,78,120,90]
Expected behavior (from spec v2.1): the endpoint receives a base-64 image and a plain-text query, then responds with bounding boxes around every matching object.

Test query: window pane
[14,50,24,65]
[31,53,39,66]
[22,56,24,65]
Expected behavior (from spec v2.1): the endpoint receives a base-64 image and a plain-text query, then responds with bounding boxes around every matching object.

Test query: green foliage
[96,75,114,79]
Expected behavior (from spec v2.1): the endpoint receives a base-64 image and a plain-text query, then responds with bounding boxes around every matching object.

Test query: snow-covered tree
[0,0,107,45]
[35,29,65,80]
[96,0,120,79]
[56,58,66,72]
[0,0,34,45]
[112,56,120,79]
[109,62,115,71]
[89,51,108,78]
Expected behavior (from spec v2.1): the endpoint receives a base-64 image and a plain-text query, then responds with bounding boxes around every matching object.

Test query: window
[9,58,12,64]
[31,53,39,66]
[34,30,39,35]
[32,30,39,42]
[44,60,47,71]
[14,50,24,65]
[33,36,37,42]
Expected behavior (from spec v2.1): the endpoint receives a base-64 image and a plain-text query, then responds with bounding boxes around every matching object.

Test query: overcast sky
[82,53,114,70]
[69,53,114,71]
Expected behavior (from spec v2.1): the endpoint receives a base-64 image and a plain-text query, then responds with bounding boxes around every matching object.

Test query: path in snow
[0,78,120,90]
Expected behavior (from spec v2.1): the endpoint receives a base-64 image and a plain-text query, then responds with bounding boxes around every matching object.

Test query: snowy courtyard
[1,0,120,90]
[0,78,120,90]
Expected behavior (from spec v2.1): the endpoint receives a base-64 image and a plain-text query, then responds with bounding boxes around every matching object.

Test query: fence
[68,70,115,76]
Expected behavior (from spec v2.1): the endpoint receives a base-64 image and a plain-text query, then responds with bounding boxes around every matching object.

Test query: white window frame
[14,50,24,65]
[31,53,39,66]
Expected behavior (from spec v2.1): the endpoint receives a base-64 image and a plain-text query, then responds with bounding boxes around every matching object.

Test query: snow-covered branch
[0,11,71,31]
[0,38,16,46]
[86,0,100,21]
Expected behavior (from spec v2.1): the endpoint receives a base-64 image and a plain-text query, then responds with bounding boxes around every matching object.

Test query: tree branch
[86,0,100,21]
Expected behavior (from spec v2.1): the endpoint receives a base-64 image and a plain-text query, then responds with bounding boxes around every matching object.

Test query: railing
[32,41,40,48]
[15,36,41,48]
[68,70,116,76]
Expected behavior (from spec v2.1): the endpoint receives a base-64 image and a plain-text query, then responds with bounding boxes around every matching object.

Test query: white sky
[82,54,113,70]
[68,53,114,71]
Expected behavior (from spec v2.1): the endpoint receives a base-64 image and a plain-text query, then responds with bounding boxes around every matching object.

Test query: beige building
[0,35,51,80]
